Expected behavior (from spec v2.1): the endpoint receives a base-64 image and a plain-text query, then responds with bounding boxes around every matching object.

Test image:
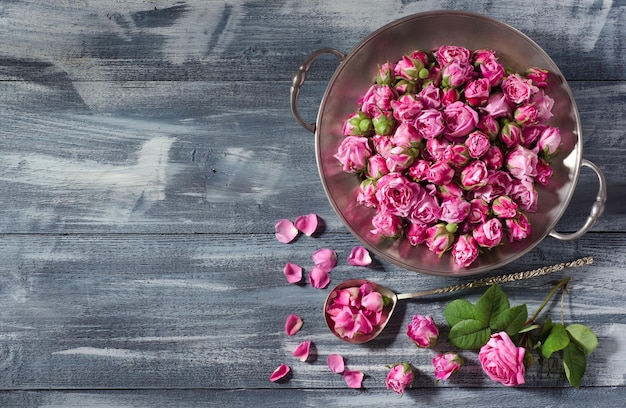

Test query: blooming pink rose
[468,198,490,224]
[374,174,416,217]
[408,159,430,181]
[366,154,389,179]
[491,195,519,218]
[473,218,503,248]
[525,66,549,88]
[283,262,303,284]
[500,122,522,148]
[510,178,538,212]
[442,61,474,88]
[285,314,303,336]
[275,219,299,243]
[432,352,464,381]
[460,160,489,190]
[478,56,506,86]
[391,94,423,123]
[465,77,491,106]
[441,87,460,106]
[440,196,470,224]
[537,125,561,157]
[406,222,429,246]
[309,266,330,289]
[407,190,441,225]
[347,246,372,266]
[294,213,318,236]
[483,92,512,118]
[466,130,490,158]
[414,108,445,139]
[425,223,455,257]
[535,158,553,185]
[477,114,500,139]
[312,248,337,273]
[502,73,538,105]
[293,340,312,362]
[327,354,345,373]
[506,145,538,180]
[443,101,479,139]
[385,146,415,172]
[483,145,504,170]
[372,135,394,158]
[334,136,372,173]
[443,144,470,168]
[505,212,531,242]
[407,314,439,348]
[427,161,455,185]
[418,83,442,109]
[343,370,364,389]
[514,104,539,126]
[530,90,554,122]
[425,137,449,161]
[343,111,373,136]
[359,84,397,116]
[356,178,377,208]
[479,331,526,386]
[435,45,472,66]
[386,362,414,395]
[371,210,402,238]
[270,364,291,382]
[451,234,479,267]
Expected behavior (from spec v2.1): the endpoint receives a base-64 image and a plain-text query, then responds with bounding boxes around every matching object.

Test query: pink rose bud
[425,136,449,161]
[407,314,439,348]
[460,160,489,190]
[500,121,522,148]
[468,198,490,224]
[437,181,464,200]
[466,130,491,158]
[394,55,423,80]
[492,195,518,218]
[376,61,395,85]
[391,94,423,123]
[408,159,430,181]
[327,354,345,374]
[285,314,303,336]
[372,111,396,136]
[444,144,471,168]
[441,87,460,106]
[535,158,553,185]
[521,124,544,147]
[502,73,538,105]
[425,223,455,257]
[537,126,561,157]
[394,79,417,95]
[347,246,372,267]
[479,331,526,386]
[510,178,538,212]
[514,104,539,126]
[473,218,503,249]
[312,248,337,273]
[385,362,414,395]
[333,135,372,173]
[441,61,473,89]
[372,134,394,158]
[371,210,402,238]
[483,145,504,170]
[530,90,555,122]
[483,92,511,118]
[427,161,455,185]
[477,114,500,140]
[478,57,506,86]
[406,222,429,246]
[432,352,464,381]
[525,66,549,88]
[391,122,422,148]
[435,45,472,66]
[385,146,415,172]
[359,84,397,116]
[505,212,531,242]
[506,145,538,180]
[440,196,471,224]
[443,101,479,138]
[356,178,378,208]
[292,340,312,362]
[418,83,442,109]
[409,50,430,66]
[414,108,445,139]
[451,234,479,267]
[269,364,291,382]
[366,154,389,179]
[343,111,373,136]
[464,77,491,106]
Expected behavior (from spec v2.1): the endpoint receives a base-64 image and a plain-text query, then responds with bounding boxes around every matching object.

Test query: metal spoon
[324,256,593,344]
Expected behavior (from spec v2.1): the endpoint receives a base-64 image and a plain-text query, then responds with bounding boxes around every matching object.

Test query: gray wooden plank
[0,232,623,390]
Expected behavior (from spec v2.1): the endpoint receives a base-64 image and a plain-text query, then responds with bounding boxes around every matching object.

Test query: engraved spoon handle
[396,257,594,300]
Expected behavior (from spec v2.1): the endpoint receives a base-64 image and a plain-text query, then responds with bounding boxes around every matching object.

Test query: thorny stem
[525,276,571,326]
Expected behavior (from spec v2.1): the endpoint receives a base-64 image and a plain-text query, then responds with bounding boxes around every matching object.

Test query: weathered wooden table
[1,1,624,406]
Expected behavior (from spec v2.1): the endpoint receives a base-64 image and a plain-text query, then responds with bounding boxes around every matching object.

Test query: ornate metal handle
[290,48,346,133]
[549,159,606,241]
[396,256,593,300]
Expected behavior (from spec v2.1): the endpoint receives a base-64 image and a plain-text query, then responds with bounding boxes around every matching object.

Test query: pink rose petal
[343,369,364,389]
[275,219,299,243]
[285,314,303,336]
[294,213,319,236]
[347,246,372,266]
[270,364,291,382]
[312,248,337,273]
[292,340,312,362]
[327,354,345,374]
[309,266,330,289]
[283,262,303,284]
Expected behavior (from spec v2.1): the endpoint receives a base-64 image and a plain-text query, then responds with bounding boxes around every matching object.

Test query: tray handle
[290,48,346,134]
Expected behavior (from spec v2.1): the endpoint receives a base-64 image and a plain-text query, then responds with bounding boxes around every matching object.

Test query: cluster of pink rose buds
[334,45,561,268]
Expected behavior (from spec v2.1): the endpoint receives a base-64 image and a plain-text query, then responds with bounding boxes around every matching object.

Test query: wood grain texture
[0,0,624,406]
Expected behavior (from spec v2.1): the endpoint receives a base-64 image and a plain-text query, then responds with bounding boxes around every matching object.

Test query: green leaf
[518,324,540,334]
[539,316,553,343]
[566,324,599,356]
[491,304,528,335]
[563,343,587,388]
[542,323,570,358]
[444,299,476,327]
[448,319,491,350]
[476,284,510,327]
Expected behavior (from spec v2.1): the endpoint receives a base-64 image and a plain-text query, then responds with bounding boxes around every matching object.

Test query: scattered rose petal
[285,314,303,336]
[347,246,372,266]
[283,262,303,284]
[309,266,330,289]
[294,213,319,236]
[292,340,312,362]
[275,219,299,243]
[270,364,291,382]
[343,369,364,388]
[312,248,337,273]
[327,354,345,374]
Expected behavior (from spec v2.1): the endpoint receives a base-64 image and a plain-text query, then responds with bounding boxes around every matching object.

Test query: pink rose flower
[477,114,500,139]
[359,84,397,116]
[394,55,423,80]
[482,92,511,118]
[468,198,490,224]
[414,108,445,139]
[408,159,430,181]
[443,101,479,138]
[506,145,538,180]
[406,222,429,246]
[460,160,489,190]
[442,60,474,88]
[530,90,554,122]
[391,121,422,148]
[441,87,460,106]
[376,62,395,85]
[407,190,441,225]
[535,158,553,185]
[483,145,504,170]
[437,181,464,200]
[334,135,372,173]
[479,331,526,386]
[386,362,414,395]
[500,122,522,148]
[525,66,549,88]
[347,246,372,266]
[391,94,423,123]
[514,104,539,127]
[418,83,442,109]
[356,178,377,208]
[425,223,455,257]
[440,196,471,224]
[425,137,449,161]
[385,146,415,172]
[343,111,373,136]
[510,178,538,212]
[375,174,422,218]
[443,144,470,168]
[432,352,464,381]
[478,56,506,86]
[505,212,531,242]
[501,73,538,105]
[464,77,491,106]
[371,210,402,238]
[537,125,561,157]
[366,154,389,179]
[435,45,472,66]
[427,161,455,185]
[473,218,503,248]
[407,314,439,348]
[492,195,518,219]
[466,130,491,158]
[451,234,479,267]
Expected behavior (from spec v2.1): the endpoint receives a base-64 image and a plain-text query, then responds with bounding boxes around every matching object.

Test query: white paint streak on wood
[131,279,234,291]
[53,347,157,359]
